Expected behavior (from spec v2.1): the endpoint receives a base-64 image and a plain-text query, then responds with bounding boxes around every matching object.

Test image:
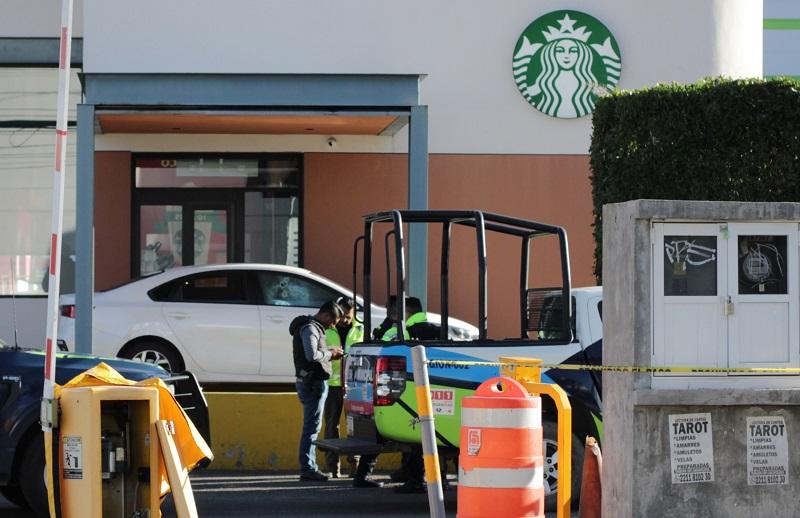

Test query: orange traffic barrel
[457,376,544,518]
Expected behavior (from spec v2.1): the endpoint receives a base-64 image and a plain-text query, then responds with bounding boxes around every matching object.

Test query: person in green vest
[383,297,444,493]
[381,296,439,342]
[322,297,382,488]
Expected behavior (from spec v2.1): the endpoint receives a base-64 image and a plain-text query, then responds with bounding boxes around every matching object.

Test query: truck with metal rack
[317,210,603,508]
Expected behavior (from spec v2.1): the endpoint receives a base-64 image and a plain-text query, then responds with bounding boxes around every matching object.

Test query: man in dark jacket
[290,301,344,481]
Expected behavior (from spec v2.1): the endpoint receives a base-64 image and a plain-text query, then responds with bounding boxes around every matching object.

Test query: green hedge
[589,77,800,282]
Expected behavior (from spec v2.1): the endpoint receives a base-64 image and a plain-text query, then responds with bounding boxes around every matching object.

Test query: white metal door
[727,223,798,371]
[653,223,727,372]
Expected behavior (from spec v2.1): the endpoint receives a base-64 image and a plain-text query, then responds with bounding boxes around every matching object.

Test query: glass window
[258,271,339,308]
[140,205,183,275]
[525,288,572,341]
[738,235,787,295]
[244,194,299,265]
[193,209,228,266]
[0,68,81,295]
[135,157,300,189]
[663,236,717,296]
[171,271,248,303]
[148,279,176,302]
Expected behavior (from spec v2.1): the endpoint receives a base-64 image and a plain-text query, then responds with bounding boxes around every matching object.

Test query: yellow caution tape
[425,359,800,374]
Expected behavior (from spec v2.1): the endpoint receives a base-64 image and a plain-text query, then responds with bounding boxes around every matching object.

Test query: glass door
[139,203,233,276]
[140,204,184,275]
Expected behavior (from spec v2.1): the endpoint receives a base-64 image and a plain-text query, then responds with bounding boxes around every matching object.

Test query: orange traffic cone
[578,436,602,518]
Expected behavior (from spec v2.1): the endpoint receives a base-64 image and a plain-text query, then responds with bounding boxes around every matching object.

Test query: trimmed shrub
[590,77,800,282]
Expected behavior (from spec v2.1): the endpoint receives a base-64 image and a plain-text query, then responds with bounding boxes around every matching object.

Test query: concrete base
[603,200,800,518]
[630,403,800,518]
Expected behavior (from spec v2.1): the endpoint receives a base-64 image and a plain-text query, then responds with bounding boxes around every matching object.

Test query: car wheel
[121,340,184,373]
[0,484,29,509]
[542,419,583,512]
[19,435,48,517]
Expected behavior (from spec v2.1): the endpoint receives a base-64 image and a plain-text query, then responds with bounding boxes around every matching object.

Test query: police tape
[424,359,800,374]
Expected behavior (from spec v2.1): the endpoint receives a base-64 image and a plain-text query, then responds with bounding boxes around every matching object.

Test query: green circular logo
[513,10,622,119]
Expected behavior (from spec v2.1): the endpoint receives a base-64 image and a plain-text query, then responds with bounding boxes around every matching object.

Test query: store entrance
[132,155,301,277]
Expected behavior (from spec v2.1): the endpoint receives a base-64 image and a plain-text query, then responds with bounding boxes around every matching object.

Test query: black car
[0,345,210,516]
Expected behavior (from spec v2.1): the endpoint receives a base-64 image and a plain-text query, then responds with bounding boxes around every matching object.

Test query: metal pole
[474,211,488,340]
[392,210,406,340]
[410,346,445,518]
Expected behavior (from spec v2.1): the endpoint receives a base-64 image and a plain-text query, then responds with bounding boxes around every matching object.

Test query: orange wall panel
[304,153,595,339]
[94,151,132,290]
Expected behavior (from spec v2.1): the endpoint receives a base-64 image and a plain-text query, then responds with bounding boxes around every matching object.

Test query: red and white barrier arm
[41,0,74,431]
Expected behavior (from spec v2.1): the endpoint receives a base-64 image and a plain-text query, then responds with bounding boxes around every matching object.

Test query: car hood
[0,347,168,385]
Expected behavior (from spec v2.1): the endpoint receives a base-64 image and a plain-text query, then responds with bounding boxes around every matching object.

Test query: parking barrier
[458,376,545,518]
[410,346,446,518]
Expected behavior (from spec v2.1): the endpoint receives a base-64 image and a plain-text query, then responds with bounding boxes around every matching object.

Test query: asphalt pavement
[1,470,557,517]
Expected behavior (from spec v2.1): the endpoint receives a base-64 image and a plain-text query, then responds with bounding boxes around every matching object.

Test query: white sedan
[57,264,478,383]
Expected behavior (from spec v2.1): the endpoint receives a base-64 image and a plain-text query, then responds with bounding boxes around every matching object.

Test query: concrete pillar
[408,105,428,307]
[75,103,94,353]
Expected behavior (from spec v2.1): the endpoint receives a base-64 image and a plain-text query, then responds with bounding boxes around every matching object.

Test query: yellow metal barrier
[500,357,572,518]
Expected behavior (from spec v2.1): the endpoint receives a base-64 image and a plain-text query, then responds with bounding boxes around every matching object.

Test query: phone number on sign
[751,475,786,485]
[677,472,712,483]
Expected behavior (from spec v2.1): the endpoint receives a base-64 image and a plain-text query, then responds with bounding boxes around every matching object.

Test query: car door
[161,270,261,375]
[256,271,342,379]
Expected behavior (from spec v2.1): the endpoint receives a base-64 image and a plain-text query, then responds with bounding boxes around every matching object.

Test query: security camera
[326,137,337,148]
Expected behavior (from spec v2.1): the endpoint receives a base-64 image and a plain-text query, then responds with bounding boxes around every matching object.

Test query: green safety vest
[325,321,364,387]
[381,312,427,342]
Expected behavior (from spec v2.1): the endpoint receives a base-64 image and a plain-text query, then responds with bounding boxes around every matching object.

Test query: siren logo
[513,11,621,118]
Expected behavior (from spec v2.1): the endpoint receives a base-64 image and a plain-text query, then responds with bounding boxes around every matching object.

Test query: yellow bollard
[500,357,572,518]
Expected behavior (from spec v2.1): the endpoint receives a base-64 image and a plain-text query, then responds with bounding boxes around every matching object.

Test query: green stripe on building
[764,19,800,30]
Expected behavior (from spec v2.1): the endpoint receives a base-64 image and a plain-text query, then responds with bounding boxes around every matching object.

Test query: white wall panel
[84,0,762,154]
[0,0,83,37]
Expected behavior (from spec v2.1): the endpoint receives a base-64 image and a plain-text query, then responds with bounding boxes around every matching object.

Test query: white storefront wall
[0,0,764,347]
[83,0,762,155]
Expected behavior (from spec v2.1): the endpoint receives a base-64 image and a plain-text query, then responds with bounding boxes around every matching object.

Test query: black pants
[322,385,345,471]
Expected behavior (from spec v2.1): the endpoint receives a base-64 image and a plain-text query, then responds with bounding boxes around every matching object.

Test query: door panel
[727,223,798,370]
[162,270,260,375]
[663,303,725,366]
[653,223,727,373]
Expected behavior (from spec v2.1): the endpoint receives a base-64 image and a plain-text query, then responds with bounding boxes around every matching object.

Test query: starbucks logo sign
[513,11,621,119]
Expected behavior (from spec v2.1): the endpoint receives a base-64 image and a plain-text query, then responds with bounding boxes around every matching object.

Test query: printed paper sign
[62,435,83,480]
[747,416,789,486]
[431,389,455,416]
[669,413,714,484]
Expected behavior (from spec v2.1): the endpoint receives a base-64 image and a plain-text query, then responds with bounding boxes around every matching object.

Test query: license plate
[346,414,354,436]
